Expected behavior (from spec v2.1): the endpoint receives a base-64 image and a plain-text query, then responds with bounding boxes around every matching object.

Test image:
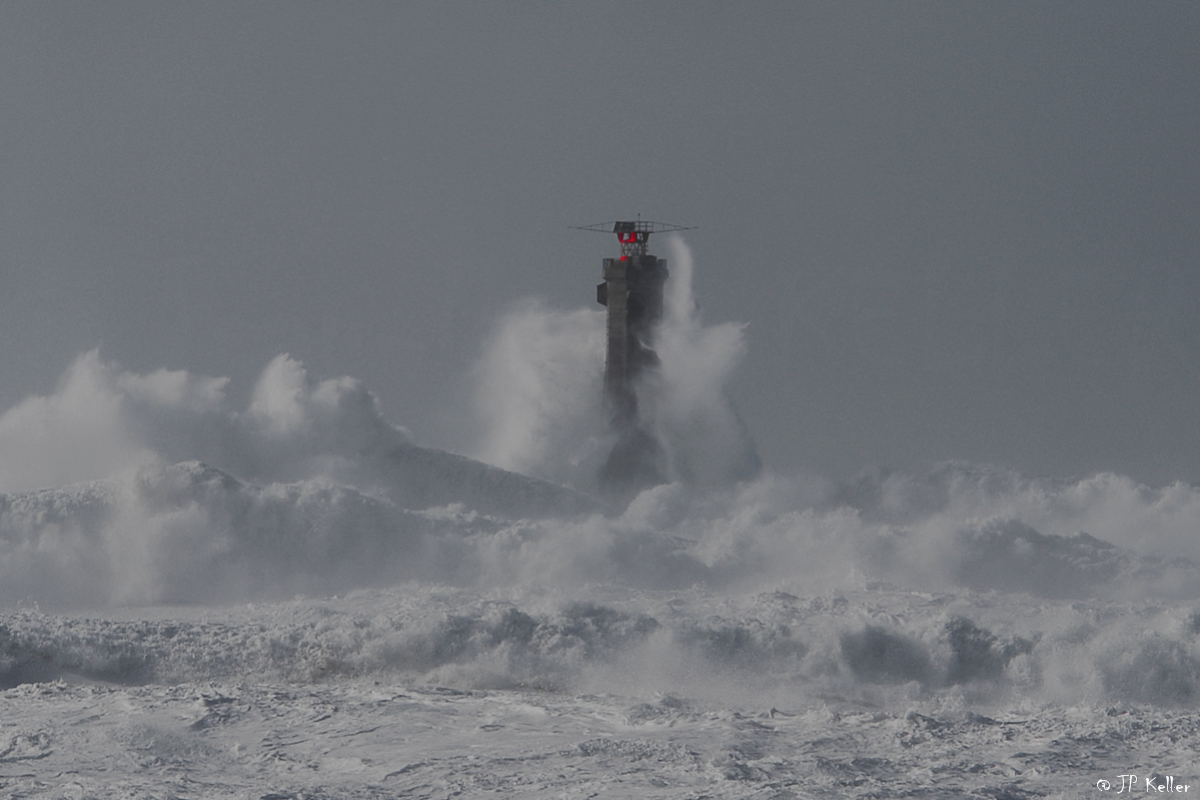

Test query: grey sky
[2,2,1197,484]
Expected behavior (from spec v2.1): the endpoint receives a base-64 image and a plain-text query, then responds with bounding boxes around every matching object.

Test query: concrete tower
[575,219,692,493]
[598,254,667,418]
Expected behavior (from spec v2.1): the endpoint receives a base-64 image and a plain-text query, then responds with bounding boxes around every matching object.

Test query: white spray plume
[0,351,405,494]
[469,301,609,489]
[0,351,214,493]
[643,235,760,485]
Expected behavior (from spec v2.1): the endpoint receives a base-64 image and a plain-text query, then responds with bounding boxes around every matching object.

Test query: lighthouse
[574,219,693,493]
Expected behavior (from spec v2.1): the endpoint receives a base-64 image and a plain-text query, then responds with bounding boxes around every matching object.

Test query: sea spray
[6,326,1200,709]
[0,350,406,495]
[469,302,608,491]
[642,236,761,486]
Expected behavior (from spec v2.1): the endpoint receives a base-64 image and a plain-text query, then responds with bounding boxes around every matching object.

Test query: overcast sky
[2,2,1198,485]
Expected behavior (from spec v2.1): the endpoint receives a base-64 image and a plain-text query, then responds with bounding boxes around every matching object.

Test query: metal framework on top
[571,218,695,259]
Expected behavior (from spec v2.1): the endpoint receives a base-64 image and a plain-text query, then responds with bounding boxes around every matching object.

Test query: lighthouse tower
[574,219,693,492]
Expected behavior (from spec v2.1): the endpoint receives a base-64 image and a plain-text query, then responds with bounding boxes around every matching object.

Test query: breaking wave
[5,577,1200,708]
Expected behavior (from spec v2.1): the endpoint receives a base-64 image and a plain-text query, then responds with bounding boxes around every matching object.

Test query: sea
[1,241,1196,798]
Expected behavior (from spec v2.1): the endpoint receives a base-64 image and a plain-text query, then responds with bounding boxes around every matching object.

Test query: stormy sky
[2,2,1197,485]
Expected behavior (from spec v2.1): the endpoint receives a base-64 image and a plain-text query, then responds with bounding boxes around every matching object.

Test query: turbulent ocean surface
[3,246,1200,797]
